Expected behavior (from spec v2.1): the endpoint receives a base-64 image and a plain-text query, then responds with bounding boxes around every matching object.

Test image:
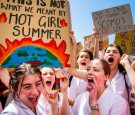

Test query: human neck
[109,66,118,81]
[97,86,106,99]
[31,107,36,114]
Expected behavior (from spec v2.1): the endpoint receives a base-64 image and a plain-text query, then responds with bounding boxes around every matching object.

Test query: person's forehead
[79,52,89,56]
[88,60,101,66]
[22,74,40,84]
[106,46,118,51]
[41,67,54,72]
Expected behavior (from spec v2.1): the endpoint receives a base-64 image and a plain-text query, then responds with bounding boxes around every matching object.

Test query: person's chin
[81,66,87,70]
[81,65,87,70]
[45,86,52,91]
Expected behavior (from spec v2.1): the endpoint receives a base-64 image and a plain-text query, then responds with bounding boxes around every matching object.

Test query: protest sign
[92,4,134,37]
[114,26,135,55]
[0,0,73,68]
[84,34,108,52]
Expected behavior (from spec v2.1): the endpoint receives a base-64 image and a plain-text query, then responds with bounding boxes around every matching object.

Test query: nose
[108,50,114,55]
[109,51,112,54]
[48,73,53,77]
[31,86,40,96]
[47,74,51,77]
[45,74,52,79]
[87,69,93,75]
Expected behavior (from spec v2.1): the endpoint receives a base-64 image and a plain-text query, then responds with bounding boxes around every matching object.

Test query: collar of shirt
[106,70,121,86]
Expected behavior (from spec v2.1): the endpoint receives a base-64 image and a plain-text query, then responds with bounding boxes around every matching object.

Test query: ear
[105,74,109,81]
[76,58,79,64]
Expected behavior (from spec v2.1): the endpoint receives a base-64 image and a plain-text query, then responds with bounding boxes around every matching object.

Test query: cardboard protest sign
[84,35,95,52]
[84,35,108,52]
[0,0,73,68]
[130,29,135,55]
[92,4,134,37]
[114,26,135,55]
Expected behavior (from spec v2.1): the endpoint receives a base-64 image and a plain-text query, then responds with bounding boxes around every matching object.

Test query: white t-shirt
[1,96,46,115]
[71,87,130,115]
[68,77,87,100]
[1,93,62,115]
[106,70,131,101]
[39,93,62,115]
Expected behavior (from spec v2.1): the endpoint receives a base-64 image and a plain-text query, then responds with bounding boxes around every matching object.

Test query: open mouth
[30,97,38,102]
[87,78,94,84]
[29,96,39,106]
[46,81,51,87]
[108,57,114,63]
[81,62,86,66]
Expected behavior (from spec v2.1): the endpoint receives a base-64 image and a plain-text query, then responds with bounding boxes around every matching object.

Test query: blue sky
[69,0,135,44]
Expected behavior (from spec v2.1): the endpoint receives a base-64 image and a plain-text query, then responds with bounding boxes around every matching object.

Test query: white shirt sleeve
[68,77,79,100]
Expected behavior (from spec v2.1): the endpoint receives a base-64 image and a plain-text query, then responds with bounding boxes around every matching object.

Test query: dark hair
[9,63,43,93]
[77,49,93,60]
[98,58,110,75]
[51,68,57,90]
[103,44,126,73]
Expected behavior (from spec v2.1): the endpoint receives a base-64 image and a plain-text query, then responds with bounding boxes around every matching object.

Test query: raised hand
[70,31,76,46]
[87,77,98,105]
[43,89,58,111]
[120,54,130,66]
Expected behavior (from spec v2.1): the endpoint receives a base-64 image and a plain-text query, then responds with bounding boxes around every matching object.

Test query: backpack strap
[123,72,130,103]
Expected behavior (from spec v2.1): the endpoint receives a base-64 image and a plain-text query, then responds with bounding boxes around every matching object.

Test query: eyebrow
[22,79,42,87]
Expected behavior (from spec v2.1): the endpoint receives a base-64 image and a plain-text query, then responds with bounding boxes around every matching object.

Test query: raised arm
[70,31,77,68]
[93,27,99,58]
[131,60,135,70]
[59,71,70,115]
[120,54,135,90]
[65,67,87,79]
[0,68,10,88]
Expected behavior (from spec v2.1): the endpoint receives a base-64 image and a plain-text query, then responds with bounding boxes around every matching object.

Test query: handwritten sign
[84,35,108,52]
[0,0,73,68]
[92,4,134,36]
